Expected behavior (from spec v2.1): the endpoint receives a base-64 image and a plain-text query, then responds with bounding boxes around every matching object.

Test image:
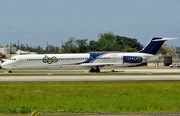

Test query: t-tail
[139,37,178,55]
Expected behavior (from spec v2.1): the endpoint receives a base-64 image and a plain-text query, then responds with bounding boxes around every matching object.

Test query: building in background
[0,46,17,55]
[147,54,180,67]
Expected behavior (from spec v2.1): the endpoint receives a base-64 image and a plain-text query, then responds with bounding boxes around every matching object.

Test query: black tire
[90,68,95,73]
[8,70,12,73]
[95,68,100,73]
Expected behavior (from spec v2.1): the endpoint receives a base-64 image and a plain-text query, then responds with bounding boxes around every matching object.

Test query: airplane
[0,37,177,73]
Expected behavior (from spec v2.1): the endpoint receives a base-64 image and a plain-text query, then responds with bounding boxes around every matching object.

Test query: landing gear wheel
[90,68,95,73]
[90,67,100,73]
[8,70,12,73]
[95,67,100,73]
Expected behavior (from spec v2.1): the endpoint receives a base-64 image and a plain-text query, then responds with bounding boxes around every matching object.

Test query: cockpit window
[10,58,16,60]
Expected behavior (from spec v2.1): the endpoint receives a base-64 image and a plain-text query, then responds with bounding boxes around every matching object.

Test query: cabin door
[17,56,22,66]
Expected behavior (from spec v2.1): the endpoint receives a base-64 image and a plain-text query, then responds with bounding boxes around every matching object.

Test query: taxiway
[0,66,180,74]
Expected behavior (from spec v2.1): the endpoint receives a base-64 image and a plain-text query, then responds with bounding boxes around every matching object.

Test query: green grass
[0,81,180,114]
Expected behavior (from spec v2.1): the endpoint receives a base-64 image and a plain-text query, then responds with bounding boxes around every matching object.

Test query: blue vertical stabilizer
[139,37,177,55]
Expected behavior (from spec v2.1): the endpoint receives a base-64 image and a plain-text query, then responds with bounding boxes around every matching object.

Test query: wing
[79,63,122,68]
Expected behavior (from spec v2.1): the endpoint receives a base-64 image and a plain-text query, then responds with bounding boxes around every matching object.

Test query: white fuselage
[1,52,155,69]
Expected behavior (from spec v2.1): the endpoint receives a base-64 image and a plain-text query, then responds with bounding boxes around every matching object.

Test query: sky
[0,0,180,49]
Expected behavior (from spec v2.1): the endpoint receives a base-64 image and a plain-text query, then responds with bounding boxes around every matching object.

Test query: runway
[0,75,180,82]
[0,67,180,82]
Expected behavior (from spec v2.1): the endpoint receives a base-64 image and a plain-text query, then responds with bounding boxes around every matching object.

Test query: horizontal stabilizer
[152,37,178,41]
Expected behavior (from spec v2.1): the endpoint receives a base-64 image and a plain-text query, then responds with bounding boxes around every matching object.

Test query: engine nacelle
[123,56,143,63]
[147,55,159,61]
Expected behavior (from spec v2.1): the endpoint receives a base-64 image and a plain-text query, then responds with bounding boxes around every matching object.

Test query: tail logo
[42,55,58,64]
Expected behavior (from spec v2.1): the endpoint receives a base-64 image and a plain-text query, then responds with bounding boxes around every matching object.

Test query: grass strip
[0,81,180,114]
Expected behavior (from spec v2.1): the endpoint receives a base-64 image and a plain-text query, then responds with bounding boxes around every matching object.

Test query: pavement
[0,66,180,74]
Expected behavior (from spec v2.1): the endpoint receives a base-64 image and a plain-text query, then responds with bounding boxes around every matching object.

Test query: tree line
[62,32,143,53]
[8,32,173,54]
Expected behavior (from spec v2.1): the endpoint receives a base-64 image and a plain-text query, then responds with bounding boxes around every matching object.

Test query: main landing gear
[90,66,100,73]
